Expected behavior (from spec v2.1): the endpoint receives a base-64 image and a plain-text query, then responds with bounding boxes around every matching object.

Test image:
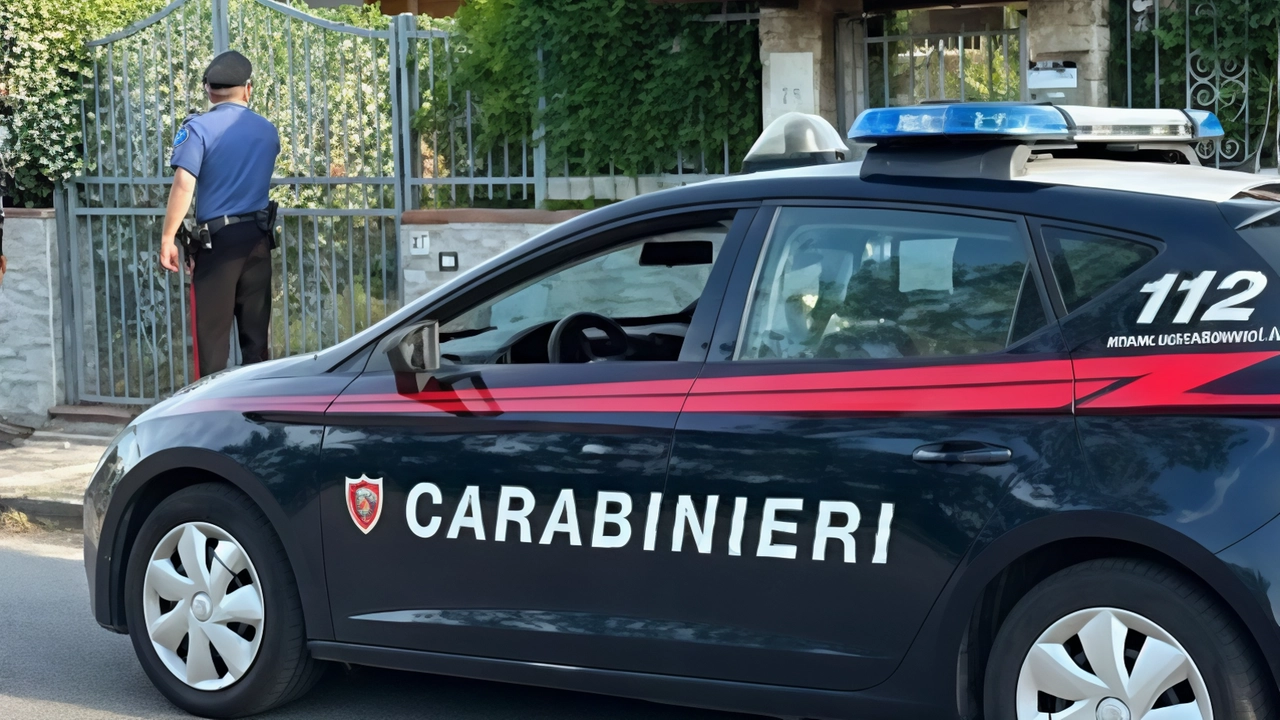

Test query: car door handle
[912,443,1012,465]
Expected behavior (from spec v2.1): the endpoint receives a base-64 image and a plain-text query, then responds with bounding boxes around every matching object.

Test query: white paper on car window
[898,238,957,292]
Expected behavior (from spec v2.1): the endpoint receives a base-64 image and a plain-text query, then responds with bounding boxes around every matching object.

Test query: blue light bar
[849,103,1228,145]
[849,104,1070,143]
[1186,109,1225,140]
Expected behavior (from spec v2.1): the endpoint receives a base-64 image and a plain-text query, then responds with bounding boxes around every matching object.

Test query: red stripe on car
[1075,351,1280,411]
[161,352,1280,418]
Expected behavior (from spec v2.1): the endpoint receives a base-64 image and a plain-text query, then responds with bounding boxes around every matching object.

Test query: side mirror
[384,320,440,374]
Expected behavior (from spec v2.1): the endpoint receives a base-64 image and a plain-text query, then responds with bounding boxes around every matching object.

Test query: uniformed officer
[159,50,280,377]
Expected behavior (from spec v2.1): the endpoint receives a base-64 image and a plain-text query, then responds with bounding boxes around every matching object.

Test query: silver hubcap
[142,522,265,691]
[1016,607,1211,720]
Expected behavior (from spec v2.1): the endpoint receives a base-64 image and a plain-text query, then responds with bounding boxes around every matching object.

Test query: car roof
[1016,157,1274,202]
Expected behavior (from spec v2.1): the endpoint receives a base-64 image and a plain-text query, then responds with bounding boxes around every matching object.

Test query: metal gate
[66,0,403,404]
[844,12,1029,126]
[65,0,748,404]
[1113,0,1280,169]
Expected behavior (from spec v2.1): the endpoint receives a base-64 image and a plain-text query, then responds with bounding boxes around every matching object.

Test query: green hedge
[451,0,762,175]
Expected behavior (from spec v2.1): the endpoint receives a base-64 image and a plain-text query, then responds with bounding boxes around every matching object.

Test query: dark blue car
[86,105,1280,719]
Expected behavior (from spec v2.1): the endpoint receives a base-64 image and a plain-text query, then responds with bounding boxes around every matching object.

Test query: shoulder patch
[173,127,189,147]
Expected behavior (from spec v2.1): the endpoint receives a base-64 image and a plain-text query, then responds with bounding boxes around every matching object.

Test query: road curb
[48,405,138,426]
[28,431,117,444]
[0,497,83,531]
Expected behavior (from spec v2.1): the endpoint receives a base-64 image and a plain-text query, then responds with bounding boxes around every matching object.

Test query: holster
[256,200,280,250]
[176,220,203,261]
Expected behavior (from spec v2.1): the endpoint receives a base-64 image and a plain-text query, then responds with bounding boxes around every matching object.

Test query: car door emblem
[346,475,384,534]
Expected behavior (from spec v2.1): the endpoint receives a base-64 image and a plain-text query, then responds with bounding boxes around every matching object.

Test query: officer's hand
[159,240,181,273]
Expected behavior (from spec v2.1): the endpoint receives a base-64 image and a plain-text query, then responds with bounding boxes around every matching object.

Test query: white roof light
[1056,106,1196,141]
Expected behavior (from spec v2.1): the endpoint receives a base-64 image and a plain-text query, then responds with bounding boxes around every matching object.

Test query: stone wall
[758,0,863,131]
[398,209,584,302]
[1027,0,1111,107]
[0,210,64,426]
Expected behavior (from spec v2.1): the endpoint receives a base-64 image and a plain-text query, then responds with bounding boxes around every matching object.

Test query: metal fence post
[212,0,230,54]
[53,183,80,405]
[390,15,403,211]
[533,47,547,209]
[1019,21,1029,102]
[390,13,411,305]
[405,15,421,211]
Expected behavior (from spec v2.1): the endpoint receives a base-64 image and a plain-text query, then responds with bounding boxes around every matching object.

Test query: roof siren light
[741,112,848,174]
[849,103,1071,142]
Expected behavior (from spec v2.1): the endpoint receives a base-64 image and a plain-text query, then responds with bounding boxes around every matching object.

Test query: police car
[86,103,1280,720]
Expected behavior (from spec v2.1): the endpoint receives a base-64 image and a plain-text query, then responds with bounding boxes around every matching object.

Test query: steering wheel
[548,312,631,363]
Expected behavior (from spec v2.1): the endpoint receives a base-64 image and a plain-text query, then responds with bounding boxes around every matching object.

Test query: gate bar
[212,0,229,54]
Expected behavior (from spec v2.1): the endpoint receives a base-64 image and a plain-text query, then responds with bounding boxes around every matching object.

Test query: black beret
[203,51,252,88]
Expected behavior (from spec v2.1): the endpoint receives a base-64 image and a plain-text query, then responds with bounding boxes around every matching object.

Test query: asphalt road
[0,530,761,720]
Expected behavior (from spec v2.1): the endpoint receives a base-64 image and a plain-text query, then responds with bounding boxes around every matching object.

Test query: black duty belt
[203,214,256,235]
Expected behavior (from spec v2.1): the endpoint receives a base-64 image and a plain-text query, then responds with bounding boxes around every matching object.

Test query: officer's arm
[159,168,196,272]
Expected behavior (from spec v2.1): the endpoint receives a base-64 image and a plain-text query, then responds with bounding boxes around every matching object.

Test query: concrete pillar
[0,210,65,427]
[1027,0,1111,107]
[759,1,863,131]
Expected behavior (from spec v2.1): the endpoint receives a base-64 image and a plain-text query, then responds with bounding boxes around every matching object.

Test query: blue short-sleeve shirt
[170,103,280,225]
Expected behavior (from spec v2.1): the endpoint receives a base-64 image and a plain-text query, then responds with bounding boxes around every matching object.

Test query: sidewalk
[0,420,116,529]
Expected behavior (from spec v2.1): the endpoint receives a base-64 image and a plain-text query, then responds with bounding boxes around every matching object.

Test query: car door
[653,203,1085,691]
[317,207,754,672]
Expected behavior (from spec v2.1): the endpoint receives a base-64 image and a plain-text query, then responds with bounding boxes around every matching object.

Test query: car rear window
[1041,226,1157,314]
[1238,208,1280,272]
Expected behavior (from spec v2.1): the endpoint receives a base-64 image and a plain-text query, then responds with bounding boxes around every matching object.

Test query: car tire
[983,557,1274,720]
[124,483,324,718]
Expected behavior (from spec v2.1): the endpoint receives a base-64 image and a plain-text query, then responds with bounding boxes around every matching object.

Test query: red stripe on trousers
[189,283,201,380]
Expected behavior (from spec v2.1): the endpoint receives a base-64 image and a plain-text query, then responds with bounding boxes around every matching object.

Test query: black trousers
[190,223,272,377]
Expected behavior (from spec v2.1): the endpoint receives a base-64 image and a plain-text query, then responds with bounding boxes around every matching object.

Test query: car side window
[438,220,730,364]
[738,206,1045,360]
[1041,226,1158,313]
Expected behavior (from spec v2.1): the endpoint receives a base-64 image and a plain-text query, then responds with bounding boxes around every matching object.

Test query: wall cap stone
[4,208,56,219]
[401,209,587,225]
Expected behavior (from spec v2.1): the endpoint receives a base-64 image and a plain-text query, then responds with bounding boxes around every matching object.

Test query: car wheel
[983,557,1274,720]
[124,483,323,717]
